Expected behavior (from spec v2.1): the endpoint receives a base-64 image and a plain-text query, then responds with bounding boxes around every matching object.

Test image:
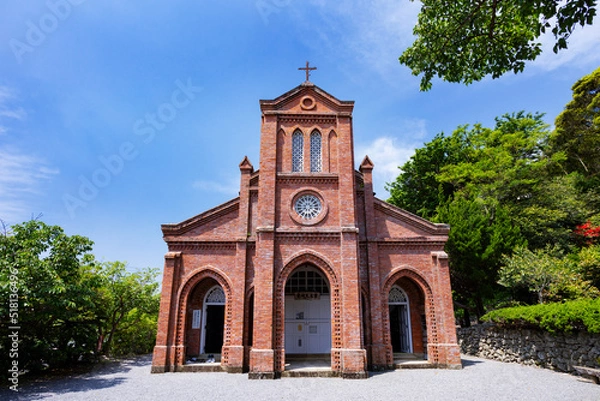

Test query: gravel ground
[3,354,599,401]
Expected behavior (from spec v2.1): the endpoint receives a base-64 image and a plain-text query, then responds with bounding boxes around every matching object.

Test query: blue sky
[1,1,599,273]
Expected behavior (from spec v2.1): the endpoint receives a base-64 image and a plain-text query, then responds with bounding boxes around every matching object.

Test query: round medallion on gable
[289,190,328,226]
[300,95,316,110]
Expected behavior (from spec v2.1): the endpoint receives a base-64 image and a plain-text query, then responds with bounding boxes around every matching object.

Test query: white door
[285,295,331,354]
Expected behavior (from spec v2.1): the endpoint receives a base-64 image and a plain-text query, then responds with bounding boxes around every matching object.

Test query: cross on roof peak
[298,61,317,82]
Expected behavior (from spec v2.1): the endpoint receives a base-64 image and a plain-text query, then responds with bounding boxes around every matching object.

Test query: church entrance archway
[200,286,225,354]
[388,286,412,353]
[284,265,331,355]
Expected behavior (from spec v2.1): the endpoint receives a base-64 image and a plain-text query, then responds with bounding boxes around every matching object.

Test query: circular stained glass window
[294,195,322,220]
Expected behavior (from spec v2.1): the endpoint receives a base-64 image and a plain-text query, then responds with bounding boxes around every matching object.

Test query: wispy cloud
[0,86,27,135]
[0,148,60,221]
[192,177,239,196]
[0,87,58,222]
[0,107,26,120]
[355,118,427,198]
[292,0,420,86]
[532,18,600,71]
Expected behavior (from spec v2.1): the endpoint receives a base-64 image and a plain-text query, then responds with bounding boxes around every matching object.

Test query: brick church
[151,69,461,378]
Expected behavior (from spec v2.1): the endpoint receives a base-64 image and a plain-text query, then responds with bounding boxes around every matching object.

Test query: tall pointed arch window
[292,130,304,172]
[310,130,322,172]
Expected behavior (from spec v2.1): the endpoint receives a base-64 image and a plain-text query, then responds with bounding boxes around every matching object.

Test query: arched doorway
[284,265,331,355]
[388,286,412,353]
[200,286,226,354]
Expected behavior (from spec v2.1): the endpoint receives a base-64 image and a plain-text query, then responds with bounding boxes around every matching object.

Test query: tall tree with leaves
[0,220,101,374]
[0,220,161,379]
[400,1,598,90]
[95,261,159,356]
[387,112,592,318]
[386,131,473,219]
[438,198,525,321]
[549,67,600,219]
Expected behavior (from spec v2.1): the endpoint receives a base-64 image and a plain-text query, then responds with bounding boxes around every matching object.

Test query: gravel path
[3,355,599,401]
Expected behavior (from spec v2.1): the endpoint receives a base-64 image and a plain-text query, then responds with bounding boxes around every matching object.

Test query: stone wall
[458,324,600,373]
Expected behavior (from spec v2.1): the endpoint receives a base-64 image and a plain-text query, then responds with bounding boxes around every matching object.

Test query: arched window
[310,130,322,172]
[285,266,329,295]
[292,130,304,172]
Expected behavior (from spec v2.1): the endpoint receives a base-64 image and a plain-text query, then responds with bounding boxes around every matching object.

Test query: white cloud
[292,0,421,86]
[0,107,26,120]
[0,87,58,222]
[0,86,27,135]
[355,119,425,199]
[192,178,239,196]
[0,148,60,221]
[532,18,600,71]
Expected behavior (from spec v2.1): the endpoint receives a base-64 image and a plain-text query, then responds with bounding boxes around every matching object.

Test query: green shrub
[481,298,600,334]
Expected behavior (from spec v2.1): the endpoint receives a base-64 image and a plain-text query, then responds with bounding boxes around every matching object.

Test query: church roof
[259,82,354,115]
[372,197,450,236]
[161,197,240,236]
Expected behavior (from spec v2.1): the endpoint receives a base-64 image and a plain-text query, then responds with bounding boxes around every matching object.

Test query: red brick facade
[151,82,462,378]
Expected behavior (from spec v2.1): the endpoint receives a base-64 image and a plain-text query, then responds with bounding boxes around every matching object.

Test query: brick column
[431,251,462,368]
[151,251,181,373]
[223,157,254,372]
[249,112,277,379]
[336,117,367,378]
[359,157,387,369]
[249,228,276,379]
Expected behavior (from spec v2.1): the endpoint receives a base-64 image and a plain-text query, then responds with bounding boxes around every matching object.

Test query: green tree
[400,1,598,90]
[0,220,101,374]
[387,111,598,317]
[0,220,161,379]
[499,246,599,303]
[438,197,525,320]
[95,261,160,356]
[576,244,600,289]
[511,173,594,250]
[549,67,600,217]
[385,131,472,219]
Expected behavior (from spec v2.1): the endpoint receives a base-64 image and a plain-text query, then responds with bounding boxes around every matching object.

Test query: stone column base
[338,348,368,379]
[428,343,462,369]
[248,348,275,380]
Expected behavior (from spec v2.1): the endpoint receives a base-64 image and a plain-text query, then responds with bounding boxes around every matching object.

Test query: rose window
[294,195,322,220]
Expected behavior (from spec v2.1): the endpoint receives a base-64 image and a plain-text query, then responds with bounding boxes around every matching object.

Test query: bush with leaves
[482,298,600,334]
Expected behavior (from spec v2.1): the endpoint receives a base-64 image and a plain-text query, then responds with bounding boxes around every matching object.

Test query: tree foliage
[499,246,599,304]
[400,1,598,90]
[549,67,600,179]
[0,220,159,377]
[95,261,160,356]
[438,198,525,317]
[387,87,600,319]
[0,220,100,373]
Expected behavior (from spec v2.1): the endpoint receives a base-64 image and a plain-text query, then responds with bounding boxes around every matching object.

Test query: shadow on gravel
[21,377,128,400]
[0,355,153,400]
[461,357,484,368]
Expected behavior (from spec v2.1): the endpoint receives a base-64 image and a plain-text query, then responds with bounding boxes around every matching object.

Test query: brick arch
[274,251,341,371]
[381,266,439,364]
[174,266,233,366]
[280,250,338,288]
